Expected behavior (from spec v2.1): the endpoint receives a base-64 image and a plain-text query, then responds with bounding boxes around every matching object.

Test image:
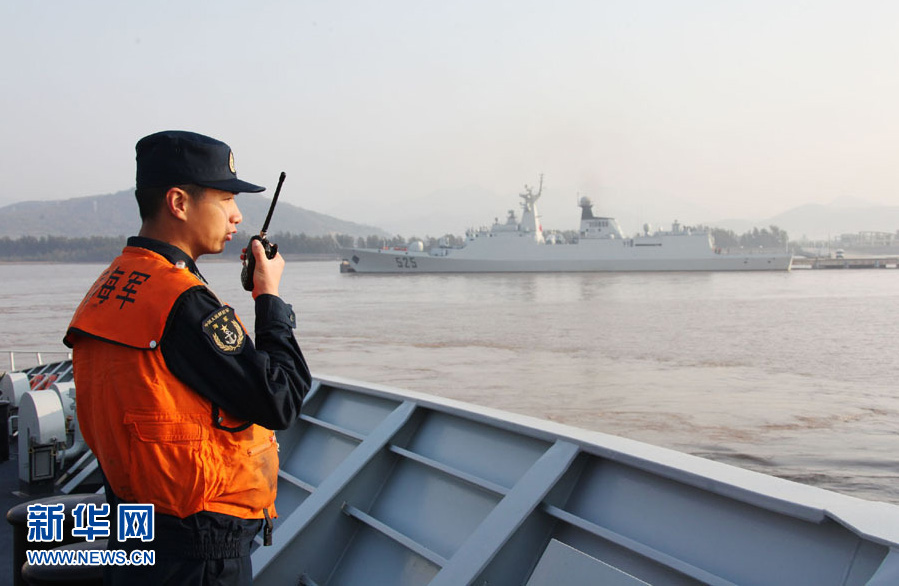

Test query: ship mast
[519,173,543,212]
[518,174,544,241]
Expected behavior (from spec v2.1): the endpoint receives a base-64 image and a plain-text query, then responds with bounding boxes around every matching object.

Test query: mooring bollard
[6,493,106,586]
[20,539,107,586]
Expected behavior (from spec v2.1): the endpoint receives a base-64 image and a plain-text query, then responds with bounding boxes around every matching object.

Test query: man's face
[185,188,242,258]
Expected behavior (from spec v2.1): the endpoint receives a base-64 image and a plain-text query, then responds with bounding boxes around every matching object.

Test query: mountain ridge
[710,202,899,241]
[0,189,895,243]
[0,189,389,239]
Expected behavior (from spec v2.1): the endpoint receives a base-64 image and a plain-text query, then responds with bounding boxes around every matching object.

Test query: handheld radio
[241,171,286,291]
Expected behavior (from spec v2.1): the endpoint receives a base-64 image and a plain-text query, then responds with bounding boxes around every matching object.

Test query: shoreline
[0,254,342,265]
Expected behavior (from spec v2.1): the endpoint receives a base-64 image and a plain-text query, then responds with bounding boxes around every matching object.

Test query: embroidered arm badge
[202,306,246,354]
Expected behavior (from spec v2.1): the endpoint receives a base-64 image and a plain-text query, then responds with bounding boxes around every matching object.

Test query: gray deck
[252,376,899,586]
[8,362,898,584]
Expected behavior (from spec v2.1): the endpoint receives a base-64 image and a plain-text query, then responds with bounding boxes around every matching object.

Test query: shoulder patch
[202,306,246,354]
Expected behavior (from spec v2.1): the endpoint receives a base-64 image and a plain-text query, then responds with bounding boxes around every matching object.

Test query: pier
[791,256,899,269]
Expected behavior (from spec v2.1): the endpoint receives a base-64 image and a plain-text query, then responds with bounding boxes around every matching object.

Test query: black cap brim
[196,178,265,194]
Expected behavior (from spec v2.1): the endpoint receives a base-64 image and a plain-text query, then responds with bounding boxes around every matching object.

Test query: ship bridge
[578,197,624,240]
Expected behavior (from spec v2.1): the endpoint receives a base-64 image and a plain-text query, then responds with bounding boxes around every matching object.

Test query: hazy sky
[2,1,897,235]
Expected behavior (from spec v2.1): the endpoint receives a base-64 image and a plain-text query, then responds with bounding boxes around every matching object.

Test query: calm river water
[1,261,897,505]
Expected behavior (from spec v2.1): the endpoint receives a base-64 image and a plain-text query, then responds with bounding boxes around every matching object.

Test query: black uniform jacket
[132,237,312,431]
[94,237,312,572]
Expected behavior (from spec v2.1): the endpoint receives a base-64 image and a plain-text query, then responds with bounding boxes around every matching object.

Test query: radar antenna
[520,173,544,211]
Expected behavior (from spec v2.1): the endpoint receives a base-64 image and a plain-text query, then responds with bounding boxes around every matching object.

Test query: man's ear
[164,187,191,221]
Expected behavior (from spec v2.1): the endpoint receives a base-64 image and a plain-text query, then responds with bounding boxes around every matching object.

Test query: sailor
[63,130,312,585]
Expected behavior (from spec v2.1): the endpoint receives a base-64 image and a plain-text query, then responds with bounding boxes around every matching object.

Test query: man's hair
[135,184,205,221]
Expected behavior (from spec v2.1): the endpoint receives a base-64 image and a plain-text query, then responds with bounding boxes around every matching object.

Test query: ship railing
[717,247,790,256]
[0,349,73,374]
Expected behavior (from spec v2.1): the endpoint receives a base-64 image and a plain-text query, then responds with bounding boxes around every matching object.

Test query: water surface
[2,261,896,504]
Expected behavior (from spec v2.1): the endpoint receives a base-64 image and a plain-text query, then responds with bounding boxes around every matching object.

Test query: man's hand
[242,239,284,299]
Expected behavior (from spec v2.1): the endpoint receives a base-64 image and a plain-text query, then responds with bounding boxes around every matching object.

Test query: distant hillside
[709,202,899,241]
[0,189,389,239]
[767,203,899,241]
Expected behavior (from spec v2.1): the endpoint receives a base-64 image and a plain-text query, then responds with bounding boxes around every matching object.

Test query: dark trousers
[102,509,263,586]
[102,480,263,586]
[103,554,253,586]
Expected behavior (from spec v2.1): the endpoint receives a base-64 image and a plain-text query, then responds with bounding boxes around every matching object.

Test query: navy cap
[135,130,265,193]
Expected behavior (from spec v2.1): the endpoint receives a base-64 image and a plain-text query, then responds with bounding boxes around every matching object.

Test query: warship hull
[342,244,793,274]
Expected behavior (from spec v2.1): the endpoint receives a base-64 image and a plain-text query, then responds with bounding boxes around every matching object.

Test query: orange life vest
[64,246,278,520]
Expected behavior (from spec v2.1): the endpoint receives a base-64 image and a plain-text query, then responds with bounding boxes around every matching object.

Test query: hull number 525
[395,257,418,269]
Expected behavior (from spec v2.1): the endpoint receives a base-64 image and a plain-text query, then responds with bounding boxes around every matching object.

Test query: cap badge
[229,151,236,174]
